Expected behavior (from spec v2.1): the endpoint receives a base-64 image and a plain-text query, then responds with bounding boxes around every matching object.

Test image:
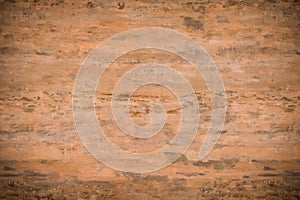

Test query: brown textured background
[0,0,299,199]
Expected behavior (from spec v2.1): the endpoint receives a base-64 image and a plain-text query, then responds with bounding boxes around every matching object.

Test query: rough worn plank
[0,0,299,199]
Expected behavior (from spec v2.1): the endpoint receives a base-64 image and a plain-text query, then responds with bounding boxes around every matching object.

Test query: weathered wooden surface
[0,0,299,199]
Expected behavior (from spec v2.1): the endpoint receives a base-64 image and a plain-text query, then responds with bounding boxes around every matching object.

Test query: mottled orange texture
[0,0,299,199]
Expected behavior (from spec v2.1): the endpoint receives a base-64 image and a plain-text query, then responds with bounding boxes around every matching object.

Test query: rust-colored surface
[0,0,299,199]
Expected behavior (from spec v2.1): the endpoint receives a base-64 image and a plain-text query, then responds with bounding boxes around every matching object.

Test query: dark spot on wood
[176,172,205,177]
[117,2,125,10]
[87,0,94,8]
[0,130,10,134]
[3,166,15,171]
[143,175,169,182]
[4,0,17,3]
[0,173,22,177]
[264,166,275,171]
[258,173,280,177]
[183,17,203,30]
